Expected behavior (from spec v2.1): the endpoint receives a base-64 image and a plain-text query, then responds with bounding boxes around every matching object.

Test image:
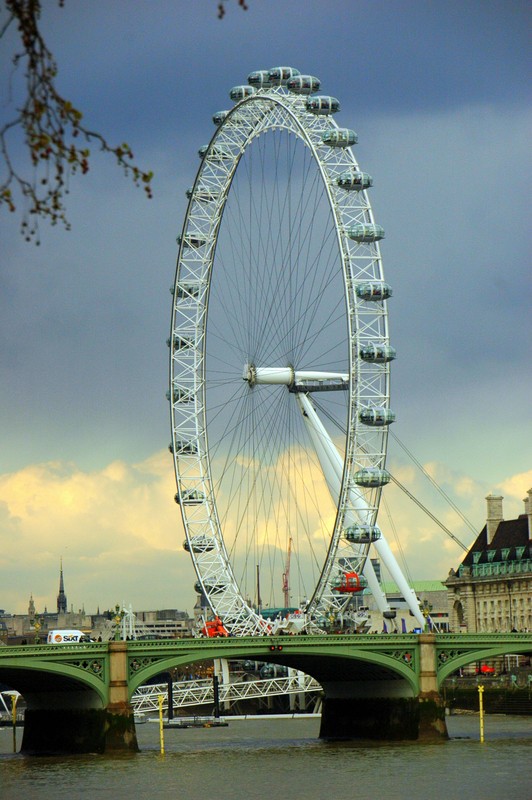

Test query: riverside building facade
[445,490,532,632]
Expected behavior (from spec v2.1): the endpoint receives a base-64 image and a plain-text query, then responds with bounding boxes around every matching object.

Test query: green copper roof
[380,580,446,594]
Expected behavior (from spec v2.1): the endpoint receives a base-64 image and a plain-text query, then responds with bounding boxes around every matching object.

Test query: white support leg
[296,393,426,628]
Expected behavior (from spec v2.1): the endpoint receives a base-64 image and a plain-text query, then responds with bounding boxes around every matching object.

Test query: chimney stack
[486,494,503,544]
[524,489,532,542]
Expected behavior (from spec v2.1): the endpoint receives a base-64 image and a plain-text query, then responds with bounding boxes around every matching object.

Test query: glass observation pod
[175,490,205,506]
[167,387,194,403]
[194,581,227,595]
[183,536,215,553]
[359,407,396,426]
[355,282,393,301]
[173,440,199,455]
[175,282,201,300]
[359,343,397,363]
[212,110,230,126]
[331,571,368,593]
[306,96,340,115]
[186,187,218,202]
[348,223,385,242]
[383,609,397,620]
[337,171,373,191]
[229,85,256,102]
[166,334,193,350]
[344,524,382,544]
[170,335,194,351]
[268,66,301,86]
[322,128,358,147]
[177,234,207,249]
[354,467,391,488]
[286,74,321,95]
[198,145,232,161]
[248,70,273,88]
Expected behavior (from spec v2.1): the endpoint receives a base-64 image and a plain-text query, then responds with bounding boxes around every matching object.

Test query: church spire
[57,557,67,614]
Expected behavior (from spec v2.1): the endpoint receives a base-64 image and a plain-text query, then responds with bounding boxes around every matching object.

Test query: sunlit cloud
[1,442,529,617]
[497,470,532,503]
[0,452,192,614]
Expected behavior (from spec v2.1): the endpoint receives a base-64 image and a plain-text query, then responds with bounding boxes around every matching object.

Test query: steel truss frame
[170,78,392,634]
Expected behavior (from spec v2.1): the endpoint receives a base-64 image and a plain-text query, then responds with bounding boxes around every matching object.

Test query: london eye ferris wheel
[168,66,424,635]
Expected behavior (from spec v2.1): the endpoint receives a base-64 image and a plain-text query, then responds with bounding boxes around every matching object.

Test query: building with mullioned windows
[445,490,532,632]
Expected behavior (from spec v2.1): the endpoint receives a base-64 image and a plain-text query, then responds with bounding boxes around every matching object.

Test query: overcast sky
[1,0,530,616]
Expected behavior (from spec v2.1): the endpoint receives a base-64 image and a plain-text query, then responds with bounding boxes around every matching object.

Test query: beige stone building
[445,490,532,632]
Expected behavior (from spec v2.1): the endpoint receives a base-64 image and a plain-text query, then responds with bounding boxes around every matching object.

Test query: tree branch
[0,0,153,243]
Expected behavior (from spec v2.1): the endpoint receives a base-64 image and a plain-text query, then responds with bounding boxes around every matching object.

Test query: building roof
[379,580,446,594]
[460,515,530,567]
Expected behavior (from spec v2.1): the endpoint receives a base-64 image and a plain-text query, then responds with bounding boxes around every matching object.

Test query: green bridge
[1,632,530,753]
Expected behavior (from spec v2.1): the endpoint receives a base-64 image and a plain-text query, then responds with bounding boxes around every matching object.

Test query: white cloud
[0,452,195,614]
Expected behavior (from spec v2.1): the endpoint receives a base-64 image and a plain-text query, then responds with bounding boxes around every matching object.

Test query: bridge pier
[21,641,138,755]
[319,635,448,742]
[105,641,138,752]
[22,706,137,755]
[319,694,447,741]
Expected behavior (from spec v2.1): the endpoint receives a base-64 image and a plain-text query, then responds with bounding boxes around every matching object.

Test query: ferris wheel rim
[170,73,392,635]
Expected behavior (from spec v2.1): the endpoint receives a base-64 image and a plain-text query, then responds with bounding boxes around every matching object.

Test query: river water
[1,715,531,800]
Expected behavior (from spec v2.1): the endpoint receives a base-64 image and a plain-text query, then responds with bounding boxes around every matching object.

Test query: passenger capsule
[355,282,393,301]
[169,335,194,351]
[194,581,227,595]
[348,223,385,242]
[331,571,368,593]
[344,524,382,544]
[174,439,199,454]
[305,96,340,115]
[359,343,396,363]
[177,234,207,249]
[286,74,321,95]
[229,85,256,102]
[248,70,272,88]
[322,128,357,147]
[359,407,396,426]
[268,66,301,86]
[186,187,218,202]
[212,110,230,126]
[175,489,205,505]
[167,387,193,403]
[198,145,232,161]
[354,467,391,488]
[175,282,201,300]
[383,609,397,620]
[337,171,373,191]
[183,535,215,553]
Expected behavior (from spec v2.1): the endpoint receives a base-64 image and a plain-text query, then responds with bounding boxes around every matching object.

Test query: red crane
[282,537,292,608]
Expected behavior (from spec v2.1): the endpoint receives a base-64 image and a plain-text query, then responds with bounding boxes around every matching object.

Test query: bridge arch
[0,658,107,707]
[126,639,419,698]
[437,640,532,685]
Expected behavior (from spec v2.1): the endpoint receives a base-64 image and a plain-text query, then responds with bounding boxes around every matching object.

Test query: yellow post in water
[11,693,18,753]
[478,684,485,743]
[158,694,165,755]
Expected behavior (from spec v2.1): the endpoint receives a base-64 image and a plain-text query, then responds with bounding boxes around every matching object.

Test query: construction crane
[282,537,292,608]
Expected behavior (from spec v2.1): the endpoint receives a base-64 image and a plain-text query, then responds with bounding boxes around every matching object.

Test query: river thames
[1,715,531,800]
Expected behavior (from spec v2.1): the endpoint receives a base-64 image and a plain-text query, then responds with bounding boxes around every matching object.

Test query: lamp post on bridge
[113,605,125,641]
[421,600,433,632]
[33,618,43,645]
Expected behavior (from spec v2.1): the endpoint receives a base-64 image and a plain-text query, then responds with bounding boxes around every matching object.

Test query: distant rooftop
[379,580,446,594]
